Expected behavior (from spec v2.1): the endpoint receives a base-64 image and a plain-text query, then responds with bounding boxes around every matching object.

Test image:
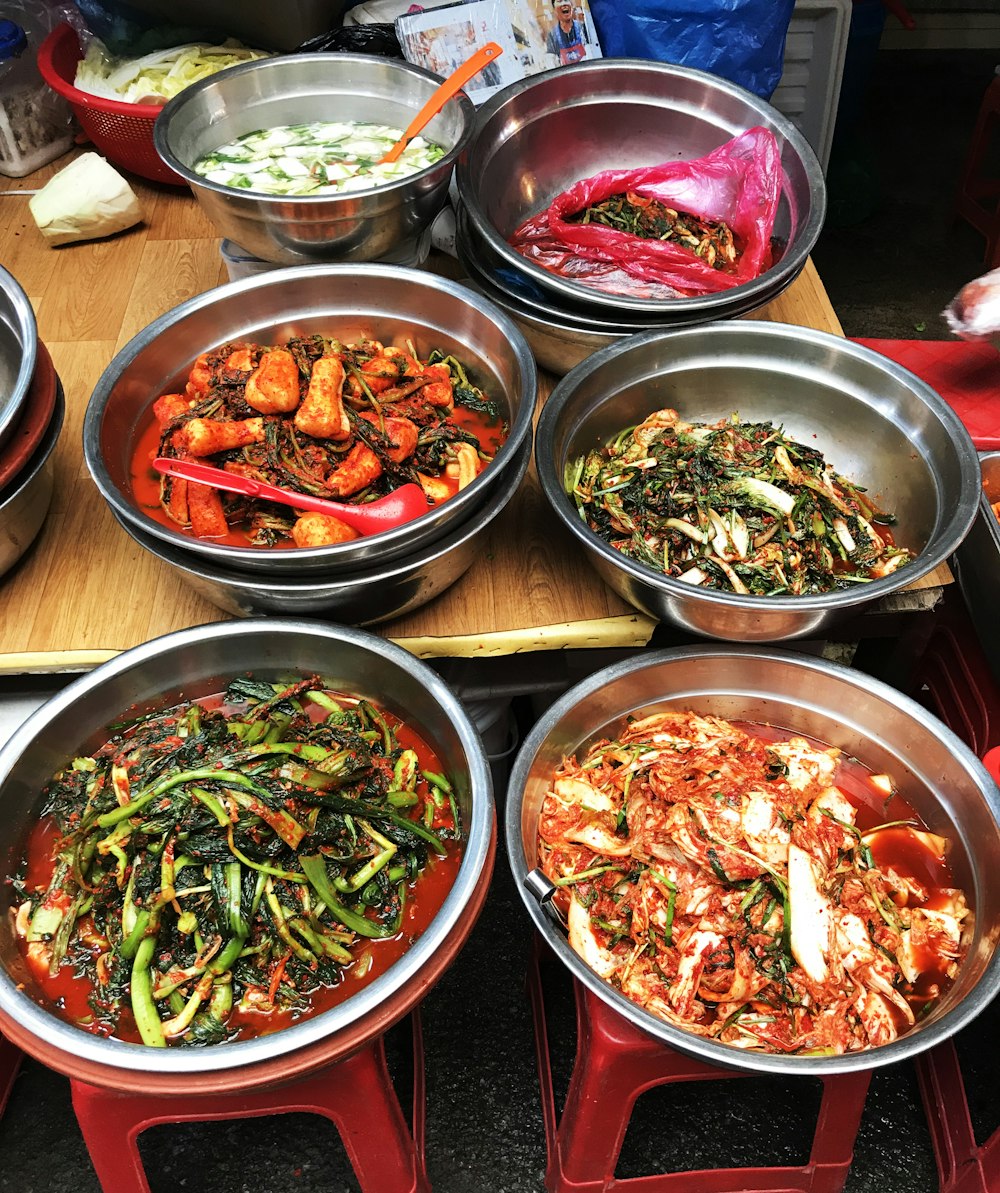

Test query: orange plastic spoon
[153,457,430,537]
[380,41,504,165]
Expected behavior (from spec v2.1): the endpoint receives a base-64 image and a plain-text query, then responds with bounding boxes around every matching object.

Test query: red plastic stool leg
[530,938,871,1193]
[0,1030,23,1117]
[916,1042,990,1193]
[71,1018,428,1193]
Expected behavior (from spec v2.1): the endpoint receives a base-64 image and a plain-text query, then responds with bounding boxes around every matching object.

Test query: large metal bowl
[111,438,530,623]
[0,620,495,1094]
[0,264,38,453]
[953,451,1000,685]
[83,263,536,576]
[154,53,476,264]
[0,384,64,581]
[507,644,1000,1075]
[455,59,826,318]
[535,322,981,642]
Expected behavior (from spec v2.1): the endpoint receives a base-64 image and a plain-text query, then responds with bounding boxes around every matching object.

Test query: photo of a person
[545,0,587,63]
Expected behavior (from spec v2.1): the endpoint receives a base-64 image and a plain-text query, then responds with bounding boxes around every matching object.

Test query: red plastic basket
[37,23,185,186]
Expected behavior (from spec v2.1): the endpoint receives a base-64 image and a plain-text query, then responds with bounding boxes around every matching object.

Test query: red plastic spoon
[153,457,430,537]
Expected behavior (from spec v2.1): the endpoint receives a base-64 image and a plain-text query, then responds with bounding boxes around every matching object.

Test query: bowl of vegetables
[506,644,1000,1073]
[535,321,980,642]
[0,619,495,1094]
[37,23,271,186]
[153,51,477,264]
[83,262,536,577]
[455,58,825,320]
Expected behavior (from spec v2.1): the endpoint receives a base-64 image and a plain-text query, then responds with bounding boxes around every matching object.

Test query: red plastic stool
[956,72,1000,269]
[0,1030,23,1117]
[70,1012,428,1193]
[528,939,872,1193]
[906,594,1000,1193]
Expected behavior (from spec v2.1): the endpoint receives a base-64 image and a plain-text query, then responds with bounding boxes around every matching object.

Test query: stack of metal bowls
[455,59,826,375]
[154,53,477,266]
[534,322,981,642]
[82,263,536,623]
[507,644,1000,1075]
[0,264,64,580]
[0,619,495,1093]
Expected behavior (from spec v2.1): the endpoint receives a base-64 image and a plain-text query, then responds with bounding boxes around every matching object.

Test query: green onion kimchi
[13,676,463,1047]
[567,408,914,595]
[538,710,969,1055]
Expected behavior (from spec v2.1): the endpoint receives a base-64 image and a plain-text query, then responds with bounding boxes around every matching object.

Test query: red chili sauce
[15,689,465,1045]
[742,720,962,1020]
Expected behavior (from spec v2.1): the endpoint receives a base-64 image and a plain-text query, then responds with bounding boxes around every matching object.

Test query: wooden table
[0,157,946,672]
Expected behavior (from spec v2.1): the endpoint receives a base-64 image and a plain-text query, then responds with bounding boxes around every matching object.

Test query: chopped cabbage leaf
[73,38,272,105]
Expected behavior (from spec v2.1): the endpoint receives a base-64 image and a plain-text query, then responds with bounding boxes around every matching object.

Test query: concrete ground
[2,40,999,1193]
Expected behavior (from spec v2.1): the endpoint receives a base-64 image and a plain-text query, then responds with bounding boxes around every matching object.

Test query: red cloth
[852,338,1000,449]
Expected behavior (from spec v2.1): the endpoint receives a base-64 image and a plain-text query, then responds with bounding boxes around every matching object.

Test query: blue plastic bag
[587,0,796,99]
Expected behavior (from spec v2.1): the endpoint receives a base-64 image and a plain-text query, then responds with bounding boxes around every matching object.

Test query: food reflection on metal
[537,710,969,1056]
[567,408,914,596]
[14,675,462,1047]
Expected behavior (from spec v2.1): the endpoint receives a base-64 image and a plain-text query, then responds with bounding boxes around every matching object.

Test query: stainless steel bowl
[0,619,495,1094]
[0,385,63,580]
[953,451,1000,685]
[154,53,476,264]
[83,263,536,576]
[535,322,981,642]
[455,59,825,318]
[506,644,1000,1074]
[111,437,530,623]
[0,264,38,452]
[458,250,626,377]
[456,201,793,330]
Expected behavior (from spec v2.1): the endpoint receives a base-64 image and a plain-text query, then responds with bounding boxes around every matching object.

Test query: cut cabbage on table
[28,152,142,245]
[73,38,272,105]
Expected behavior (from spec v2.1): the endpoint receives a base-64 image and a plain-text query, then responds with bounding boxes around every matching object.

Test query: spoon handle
[381,42,503,165]
[155,457,358,519]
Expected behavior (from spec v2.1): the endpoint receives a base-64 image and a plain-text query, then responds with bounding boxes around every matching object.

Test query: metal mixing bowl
[0,384,64,581]
[507,644,1000,1075]
[0,264,38,453]
[952,451,1000,685]
[83,263,536,576]
[0,620,494,1094]
[458,252,626,378]
[154,53,476,264]
[455,59,825,318]
[535,322,981,642]
[110,438,530,623]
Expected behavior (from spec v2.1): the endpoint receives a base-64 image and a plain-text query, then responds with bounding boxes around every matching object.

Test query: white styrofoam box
[771,0,852,173]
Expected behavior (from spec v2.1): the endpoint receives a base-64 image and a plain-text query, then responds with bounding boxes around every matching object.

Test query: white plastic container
[0,19,74,178]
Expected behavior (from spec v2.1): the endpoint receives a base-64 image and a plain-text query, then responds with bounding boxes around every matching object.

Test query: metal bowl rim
[535,320,981,612]
[455,201,793,330]
[82,261,537,571]
[505,641,1000,1074]
[0,264,39,450]
[114,434,532,589]
[456,57,827,315]
[154,51,477,197]
[0,618,494,1075]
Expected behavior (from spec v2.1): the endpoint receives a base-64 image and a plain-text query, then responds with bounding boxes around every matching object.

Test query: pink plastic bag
[509,127,783,300]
